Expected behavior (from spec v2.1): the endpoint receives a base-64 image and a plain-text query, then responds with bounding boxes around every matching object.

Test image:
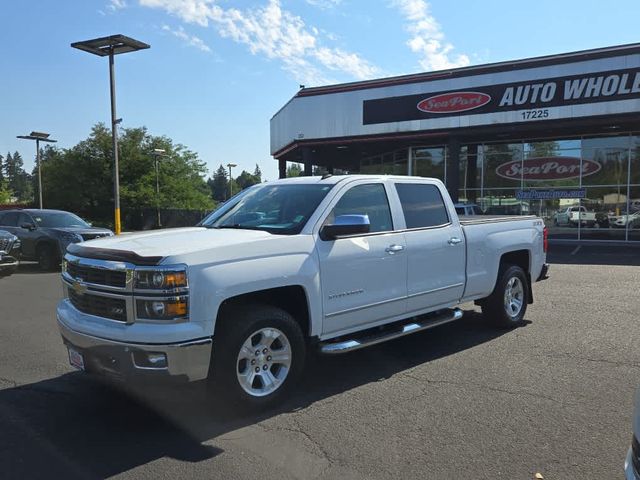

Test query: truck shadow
[0,311,520,479]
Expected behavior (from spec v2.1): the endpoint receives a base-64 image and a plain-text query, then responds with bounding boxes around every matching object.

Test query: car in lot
[454,203,483,216]
[0,229,20,277]
[56,175,549,410]
[613,211,640,229]
[0,209,113,271]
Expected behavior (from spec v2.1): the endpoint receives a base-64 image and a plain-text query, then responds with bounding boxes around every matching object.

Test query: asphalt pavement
[1,246,639,479]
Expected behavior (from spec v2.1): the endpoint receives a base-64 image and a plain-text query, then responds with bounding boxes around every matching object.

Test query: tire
[208,304,306,411]
[481,264,528,328]
[37,244,58,271]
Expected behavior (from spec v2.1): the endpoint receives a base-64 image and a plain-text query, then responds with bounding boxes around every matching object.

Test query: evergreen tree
[253,164,262,182]
[286,163,303,177]
[5,151,32,202]
[208,164,229,202]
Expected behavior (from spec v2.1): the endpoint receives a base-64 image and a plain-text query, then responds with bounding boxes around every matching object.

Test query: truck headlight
[136,297,189,320]
[135,268,188,290]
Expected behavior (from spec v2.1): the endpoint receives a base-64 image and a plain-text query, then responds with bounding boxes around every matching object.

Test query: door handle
[447,237,462,245]
[385,244,404,254]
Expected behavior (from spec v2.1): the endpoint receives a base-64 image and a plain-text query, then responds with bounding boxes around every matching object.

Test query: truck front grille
[68,289,127,322]
[67,262,127,288]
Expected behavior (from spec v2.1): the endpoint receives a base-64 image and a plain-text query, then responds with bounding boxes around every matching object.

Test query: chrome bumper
[57,316,212,383]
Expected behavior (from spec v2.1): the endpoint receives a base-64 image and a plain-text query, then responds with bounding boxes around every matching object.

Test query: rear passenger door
[394,181,466,314]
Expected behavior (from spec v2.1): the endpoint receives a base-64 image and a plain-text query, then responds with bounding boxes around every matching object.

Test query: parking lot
[0,245,639,479]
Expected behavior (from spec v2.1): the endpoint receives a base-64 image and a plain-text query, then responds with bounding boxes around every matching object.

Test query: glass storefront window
[523,148,582,188]
[413,147,445,180]
[627,186,640,241]
[630,136,640,185]
[483,143,523,189]
[579,186,628,241]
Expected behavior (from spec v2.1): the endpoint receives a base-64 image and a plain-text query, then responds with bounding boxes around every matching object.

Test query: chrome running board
[318,308,464,355]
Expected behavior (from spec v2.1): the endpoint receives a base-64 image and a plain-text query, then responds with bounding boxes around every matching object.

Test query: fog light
[132,351,167,369]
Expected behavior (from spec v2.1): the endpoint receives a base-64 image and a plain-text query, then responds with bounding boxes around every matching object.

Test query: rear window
[0,212,19,227]
[395,183,449,229]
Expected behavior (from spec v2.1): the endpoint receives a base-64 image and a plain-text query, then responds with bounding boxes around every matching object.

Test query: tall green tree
[286,163,303,177]
[5,151,32,202]
[235,169,261,190]
[208,164,229,202]
[253,164,262,182]
[40,123,213,223]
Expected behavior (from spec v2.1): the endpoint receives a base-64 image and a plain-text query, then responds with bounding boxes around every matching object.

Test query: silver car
[0,229,20,277]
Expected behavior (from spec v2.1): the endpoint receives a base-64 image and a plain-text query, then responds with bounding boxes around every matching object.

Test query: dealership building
[271,43,640,242]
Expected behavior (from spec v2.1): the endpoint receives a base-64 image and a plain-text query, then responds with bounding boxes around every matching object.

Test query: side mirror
[21,223,36,231]
[320,214,370,240]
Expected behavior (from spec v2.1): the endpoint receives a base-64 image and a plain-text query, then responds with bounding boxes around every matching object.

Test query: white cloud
[305,0,342,9]
[391,0,470,71]
[107,0,127,11]
[162,24,212,52]
[139,0,378,85]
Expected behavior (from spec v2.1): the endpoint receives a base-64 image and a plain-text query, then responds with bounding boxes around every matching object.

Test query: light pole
[16,131,57,209]
[71,34,150,234]
[151,148,166,228]
[227,163,237,200]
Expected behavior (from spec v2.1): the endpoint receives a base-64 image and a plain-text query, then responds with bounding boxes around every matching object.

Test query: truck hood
[75,227,273,259]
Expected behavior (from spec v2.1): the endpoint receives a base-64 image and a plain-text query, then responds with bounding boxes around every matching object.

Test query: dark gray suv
[0,209,113,270]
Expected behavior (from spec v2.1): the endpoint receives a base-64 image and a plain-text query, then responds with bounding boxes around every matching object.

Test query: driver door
[315,181,407,336]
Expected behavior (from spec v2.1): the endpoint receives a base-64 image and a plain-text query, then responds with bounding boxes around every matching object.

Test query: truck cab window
[395,183,449,228]
[326,183,393,233]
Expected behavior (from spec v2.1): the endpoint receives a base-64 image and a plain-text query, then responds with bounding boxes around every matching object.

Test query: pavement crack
[400,372,563,404]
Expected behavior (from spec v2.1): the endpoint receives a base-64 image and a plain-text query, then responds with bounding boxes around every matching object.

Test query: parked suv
[0,230,20,277]
[0,209,113,270]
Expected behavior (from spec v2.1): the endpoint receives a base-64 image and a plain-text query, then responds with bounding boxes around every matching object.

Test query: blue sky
[2,0,640,181]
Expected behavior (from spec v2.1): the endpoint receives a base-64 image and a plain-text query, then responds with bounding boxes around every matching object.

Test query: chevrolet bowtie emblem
[72,278,88,295]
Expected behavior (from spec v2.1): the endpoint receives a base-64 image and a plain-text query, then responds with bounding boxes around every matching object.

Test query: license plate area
[68,347,85,371]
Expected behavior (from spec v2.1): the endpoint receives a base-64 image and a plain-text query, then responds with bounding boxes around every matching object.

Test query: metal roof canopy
[71,34,150,56]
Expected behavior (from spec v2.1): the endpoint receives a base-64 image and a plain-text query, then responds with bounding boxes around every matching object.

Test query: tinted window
[395,183,449,228]
[0,212,20,227]
[455,207,465,215]
[31,211,89,228]
[327,184,393,233]
[18,213,33,227]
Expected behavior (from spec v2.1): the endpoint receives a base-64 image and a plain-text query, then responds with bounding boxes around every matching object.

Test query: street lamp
[71,34,150,234]
[151,148,167,228]
[16,131,57,209]
[227,163,237,199]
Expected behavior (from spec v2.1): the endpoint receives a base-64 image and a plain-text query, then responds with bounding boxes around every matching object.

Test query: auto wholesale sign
[362,67,640,125]
[495,157,601,182]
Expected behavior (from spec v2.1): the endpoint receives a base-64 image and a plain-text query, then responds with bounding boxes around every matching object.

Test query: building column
[278,158,287,179]
[302,147,313,176]
[447,138,460,202]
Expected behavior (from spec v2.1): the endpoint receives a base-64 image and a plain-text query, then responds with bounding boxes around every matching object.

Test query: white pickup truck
[57,175,549,409]
[554,206,597,227]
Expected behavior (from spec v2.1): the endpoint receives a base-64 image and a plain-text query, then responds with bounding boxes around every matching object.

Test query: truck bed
[459,215,537,225]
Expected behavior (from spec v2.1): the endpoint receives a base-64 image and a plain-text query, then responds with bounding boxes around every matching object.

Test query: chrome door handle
[385,244,404,254]
[447,237,462,245]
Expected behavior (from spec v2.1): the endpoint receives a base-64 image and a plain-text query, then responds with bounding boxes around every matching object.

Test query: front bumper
[0,255,18,276]
[57,315,212,383]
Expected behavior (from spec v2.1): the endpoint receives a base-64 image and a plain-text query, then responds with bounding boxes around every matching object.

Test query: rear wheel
[208,304,305,410]
[37,244,58,271]
[481,264,528,328]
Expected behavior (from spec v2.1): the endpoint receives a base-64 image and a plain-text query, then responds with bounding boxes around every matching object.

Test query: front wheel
[208,304,305,410]
[481,264,529,328]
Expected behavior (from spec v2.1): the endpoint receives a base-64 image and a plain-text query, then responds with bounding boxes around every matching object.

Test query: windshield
[32,212,90,228]
[201,183,334,234]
